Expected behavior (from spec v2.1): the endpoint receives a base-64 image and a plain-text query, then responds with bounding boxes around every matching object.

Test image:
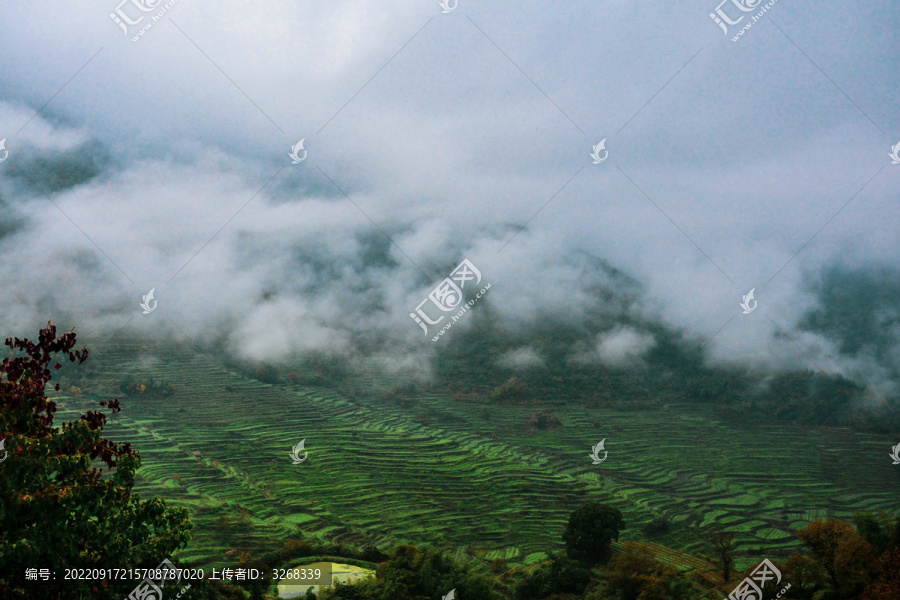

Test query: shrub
[282,540,316,560]
[527,409,562,430]
[642,516,672,537]
[251,363,280,384]
[361,545,388,563]
[490,377,528,403]
[488,558,508,574]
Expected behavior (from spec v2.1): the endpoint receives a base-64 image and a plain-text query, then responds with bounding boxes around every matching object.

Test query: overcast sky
[0,0,898,388]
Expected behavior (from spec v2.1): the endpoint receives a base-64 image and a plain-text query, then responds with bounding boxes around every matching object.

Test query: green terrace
[50,338,900,573]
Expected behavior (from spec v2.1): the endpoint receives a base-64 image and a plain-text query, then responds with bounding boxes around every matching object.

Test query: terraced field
[51,338,900,573]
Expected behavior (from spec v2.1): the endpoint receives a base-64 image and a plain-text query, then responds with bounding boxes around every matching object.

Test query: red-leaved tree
[0,322,193,600]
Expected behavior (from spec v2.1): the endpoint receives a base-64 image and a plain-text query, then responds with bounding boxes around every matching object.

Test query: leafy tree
[708,530,735,582]
[601,542,686,600]
[861,548,900,600]
[797,519,851,589]
[781,553,825,599]
[833,528,880,594]
[854,511,898,555]
[236,550,273,600]
[562,502,624,564]
[0,323,193,600]
[797,518,879,595]
[513,554,592,600]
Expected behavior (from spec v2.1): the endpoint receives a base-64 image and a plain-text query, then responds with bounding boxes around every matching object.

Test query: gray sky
[0,0,898,389]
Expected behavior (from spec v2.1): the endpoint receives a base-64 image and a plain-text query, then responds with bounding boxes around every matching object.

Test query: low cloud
[496,347,545,370]
[0,1,897,400]
[594,326,656,367]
